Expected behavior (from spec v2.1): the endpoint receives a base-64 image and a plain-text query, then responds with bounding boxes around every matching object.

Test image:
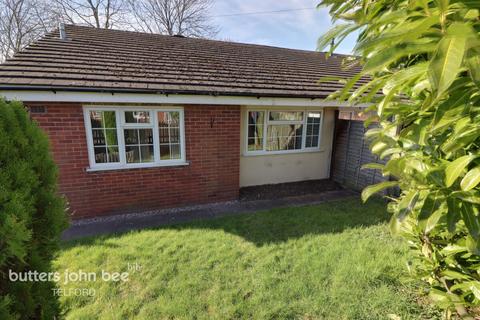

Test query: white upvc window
[83,106,186,171]
[245,109,323,155]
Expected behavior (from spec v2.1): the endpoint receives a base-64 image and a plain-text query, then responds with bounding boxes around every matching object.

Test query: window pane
[247,125,264,151]
[124,128,154,163]
[169,127,180,143]
[124,129,139,145]
[125,146,140,163]
[269,111,303,121]
[125,111,150,124]
[94,146,119,164]
[306,136,312,148]
[248,138,263,151]
[93,129,119,146]
[170,112,180,125]
[307,116,321,124]
[158,111,180,126]
[267,124,303,151]
[159,144,181,160]
[95,111,116,128]
[104,112,117,128]
[140,146,154,162]
[311,135,319,148]
[90,111,116,128]
[247,111,264,151]
[308,112,322,123]
[108,146,120,162]
[248,111,264,125]
[104,129,118,146]
[158,111,182,161]
[89,110,119,164]
[160,145,170,160]
[92,129,105,146]
[295,135,302,149]
[170,144,181,159]
[139,129,153,144]
[159,127,169,143]
[306,112,321,148]
[248,124,263,137]
[94,147,108,163]
[90,111,103,128]
[306,125,320,136]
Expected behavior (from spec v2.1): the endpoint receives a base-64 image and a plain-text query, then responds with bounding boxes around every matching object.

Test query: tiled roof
[0,25,363,98]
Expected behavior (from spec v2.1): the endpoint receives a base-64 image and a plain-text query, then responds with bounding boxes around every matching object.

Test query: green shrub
[318,0,480,318]
[0,99,68,319]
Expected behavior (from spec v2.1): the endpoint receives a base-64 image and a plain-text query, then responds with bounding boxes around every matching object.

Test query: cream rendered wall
[239,106,336,187]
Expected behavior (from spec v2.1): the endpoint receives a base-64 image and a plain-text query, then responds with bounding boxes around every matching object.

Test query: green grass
[55,198,440,319]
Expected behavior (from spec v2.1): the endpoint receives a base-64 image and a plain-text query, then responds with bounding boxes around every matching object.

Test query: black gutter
[0,85,332,100]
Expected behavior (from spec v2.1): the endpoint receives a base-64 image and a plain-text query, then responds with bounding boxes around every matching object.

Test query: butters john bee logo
[8,262,143,297]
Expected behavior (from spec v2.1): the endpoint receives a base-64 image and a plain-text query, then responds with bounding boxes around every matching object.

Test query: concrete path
[62,189,358,241]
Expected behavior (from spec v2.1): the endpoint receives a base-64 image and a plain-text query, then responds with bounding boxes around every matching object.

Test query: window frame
[83,105,187,171]
[244,108,324,156]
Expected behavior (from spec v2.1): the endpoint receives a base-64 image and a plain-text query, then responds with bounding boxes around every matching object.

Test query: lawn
[54,198,440,319]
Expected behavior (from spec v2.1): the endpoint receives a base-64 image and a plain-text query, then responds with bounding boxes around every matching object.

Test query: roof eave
[0,85,330,100]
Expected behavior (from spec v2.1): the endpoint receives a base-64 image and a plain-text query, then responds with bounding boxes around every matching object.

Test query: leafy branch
[318,0,480,318]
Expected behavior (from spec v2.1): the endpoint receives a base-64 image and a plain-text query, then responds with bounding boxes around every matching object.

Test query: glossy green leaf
[466,236,480,255]
[425,208,444,234]
[419,192,440,221]
[429,288,453,308]
[361,163,385,170]
[356,16,438,53]
[461,166,480,191]
[363,44,435,74]
[445,155,476,187]
[384,158,406,177]
[461,203,480,240]
[398,190,419,220]
[441,244,467,256]
[380,147,402,159]
[452,191,480,204]
[361,181,398,202]
[390,211,404,236]
[441,269,472,281]
[462,1,480,9]
[447,197,460,232]
[471,284,480,300]
[451,282,480,299]
[428,23,468,98]
[466,50,480,88]
[384,62,429,94]
[317,23,358,52]
[436,0,449,13]
[370,141,389,155]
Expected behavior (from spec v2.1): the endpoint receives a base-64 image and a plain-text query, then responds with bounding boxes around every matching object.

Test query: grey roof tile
[0,25,362,98]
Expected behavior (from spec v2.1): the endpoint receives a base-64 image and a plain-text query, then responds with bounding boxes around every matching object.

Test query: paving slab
[62,189,358,241]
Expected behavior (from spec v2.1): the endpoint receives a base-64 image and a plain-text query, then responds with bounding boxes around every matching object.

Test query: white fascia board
[0,90,368,108]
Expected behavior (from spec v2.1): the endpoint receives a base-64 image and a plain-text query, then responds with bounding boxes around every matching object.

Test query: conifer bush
[0,99,67,319]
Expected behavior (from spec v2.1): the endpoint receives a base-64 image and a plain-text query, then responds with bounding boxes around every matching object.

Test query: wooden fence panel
[332,119,389,192]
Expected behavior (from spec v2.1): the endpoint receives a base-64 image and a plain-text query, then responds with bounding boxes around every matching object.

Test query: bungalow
[0,25,371,219]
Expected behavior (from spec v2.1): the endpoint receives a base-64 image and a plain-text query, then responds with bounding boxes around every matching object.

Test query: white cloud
[210,0,355,53]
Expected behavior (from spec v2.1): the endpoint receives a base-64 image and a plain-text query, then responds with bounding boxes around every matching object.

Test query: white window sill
[243,148,326,157]
[86,161,190,172]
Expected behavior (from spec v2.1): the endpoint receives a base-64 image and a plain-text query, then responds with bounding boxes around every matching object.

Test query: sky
[211,0,358,54]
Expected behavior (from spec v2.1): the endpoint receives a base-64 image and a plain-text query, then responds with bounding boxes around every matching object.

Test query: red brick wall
[27,103,241,219]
